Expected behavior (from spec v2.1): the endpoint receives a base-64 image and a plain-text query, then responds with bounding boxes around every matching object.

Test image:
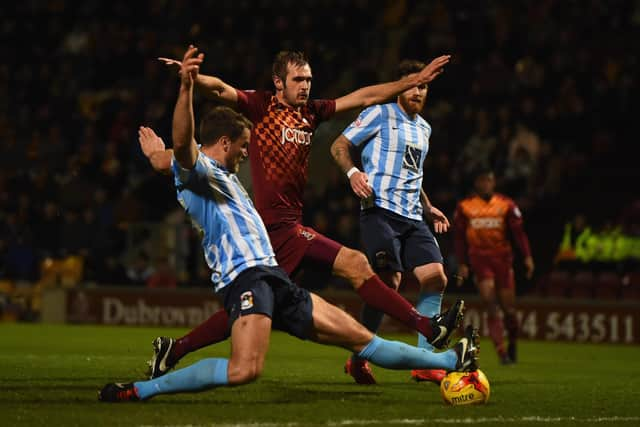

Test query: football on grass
[440,369,490,405]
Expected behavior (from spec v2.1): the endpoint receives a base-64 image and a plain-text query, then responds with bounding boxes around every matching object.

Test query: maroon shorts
[468,253,515,290]
[267,223,342,277]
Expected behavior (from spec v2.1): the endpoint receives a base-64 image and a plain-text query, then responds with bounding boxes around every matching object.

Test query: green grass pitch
[2,324,640,426]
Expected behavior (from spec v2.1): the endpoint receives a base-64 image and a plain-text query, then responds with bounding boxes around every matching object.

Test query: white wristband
[346,167,360,179]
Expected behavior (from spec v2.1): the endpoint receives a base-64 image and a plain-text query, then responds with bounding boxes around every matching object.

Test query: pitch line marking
[332,417,640,424]
[138,415,640,427]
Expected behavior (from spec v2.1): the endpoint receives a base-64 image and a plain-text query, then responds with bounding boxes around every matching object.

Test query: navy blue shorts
[360,207,443,272]
[219,265,313,340]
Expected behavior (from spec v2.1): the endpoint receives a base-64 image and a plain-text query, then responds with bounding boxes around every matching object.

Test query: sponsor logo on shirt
[402,145,422,172]
[470,217,503,229]
[281,127,312,145]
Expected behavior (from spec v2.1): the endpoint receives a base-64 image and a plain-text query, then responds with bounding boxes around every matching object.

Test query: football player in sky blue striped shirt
[332,59,455,385]
[98,48,478,402]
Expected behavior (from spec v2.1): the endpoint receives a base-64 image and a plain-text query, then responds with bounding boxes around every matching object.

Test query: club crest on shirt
[299,228,315,241]
[240,291,254,310]
[375,251,390,269]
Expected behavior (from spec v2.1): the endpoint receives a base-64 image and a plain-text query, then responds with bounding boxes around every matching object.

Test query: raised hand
[179,45,204,87]
[158,57,182,67]
[416,55,451,84]
[138,126,165,159]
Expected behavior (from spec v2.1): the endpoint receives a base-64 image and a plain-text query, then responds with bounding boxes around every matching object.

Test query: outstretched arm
[331,135,372,199]
[195,74,238,104]
[172,46,202,170]
[138,126,173,174]
[159,56,238,105]
[334,55,450,113]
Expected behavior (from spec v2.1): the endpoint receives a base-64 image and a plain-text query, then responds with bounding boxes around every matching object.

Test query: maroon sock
[504,311,519,342]
[356,275,433,339]
[488,315,506,355]
[170,308,230,365]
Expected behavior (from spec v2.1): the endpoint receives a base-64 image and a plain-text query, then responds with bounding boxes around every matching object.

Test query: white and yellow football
[440,369,490,405]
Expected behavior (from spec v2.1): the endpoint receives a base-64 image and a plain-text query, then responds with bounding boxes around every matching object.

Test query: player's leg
[356,208,404,335]
[409,263,450,383]
[359,270,401,332]
[344,210,403,383]
[413,263,448,346]
[478,277,508,363]
[262,269,475,373]
[407,220,459,383]
[407,221,450,348]
[331,243,457,347]
[145,222,318,379]
[226,313,272,384]
[307,293,478,373]
[134,314,270,401]
[274,222,459,348]
[345,270,400,384]
[495,261,518,363]
[99,270,275,402]
[148,308,231,378]
[144,222,310,380]
[471,255,509,364]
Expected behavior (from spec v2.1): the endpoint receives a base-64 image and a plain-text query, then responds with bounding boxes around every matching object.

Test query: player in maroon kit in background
[453,168,534,364]
[145,46,462,384]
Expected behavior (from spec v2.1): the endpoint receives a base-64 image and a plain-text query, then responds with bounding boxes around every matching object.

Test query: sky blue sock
[134,358,229,400]
[358,335,456,371]
[416,291,442,349]
[352,304,386,363]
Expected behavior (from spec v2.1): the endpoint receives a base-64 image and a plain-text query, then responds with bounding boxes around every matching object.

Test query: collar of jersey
[392,102,420,122]
[200,150,230,173]
[271,95,306,113]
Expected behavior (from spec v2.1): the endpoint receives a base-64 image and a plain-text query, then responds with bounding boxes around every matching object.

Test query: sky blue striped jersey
[342,103,431,220]
[173,152,277,292]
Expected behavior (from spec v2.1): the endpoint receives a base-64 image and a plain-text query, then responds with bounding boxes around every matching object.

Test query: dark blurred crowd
[0,1,638,305]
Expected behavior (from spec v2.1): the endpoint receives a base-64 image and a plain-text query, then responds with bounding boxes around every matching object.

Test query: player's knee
[227,360,264,385]
[439,272,448,291]
[419,270,447,293]
[336,248,373,286]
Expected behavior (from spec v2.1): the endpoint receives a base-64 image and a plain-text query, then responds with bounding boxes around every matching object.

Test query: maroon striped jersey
[236,90,336,225]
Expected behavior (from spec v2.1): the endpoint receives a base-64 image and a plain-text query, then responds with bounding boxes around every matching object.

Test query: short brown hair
[272,51,309,82]
[199,106,252,146]
[396,59,426,79]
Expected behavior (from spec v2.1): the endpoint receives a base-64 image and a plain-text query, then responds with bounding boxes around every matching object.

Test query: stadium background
[1,0,638,320]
